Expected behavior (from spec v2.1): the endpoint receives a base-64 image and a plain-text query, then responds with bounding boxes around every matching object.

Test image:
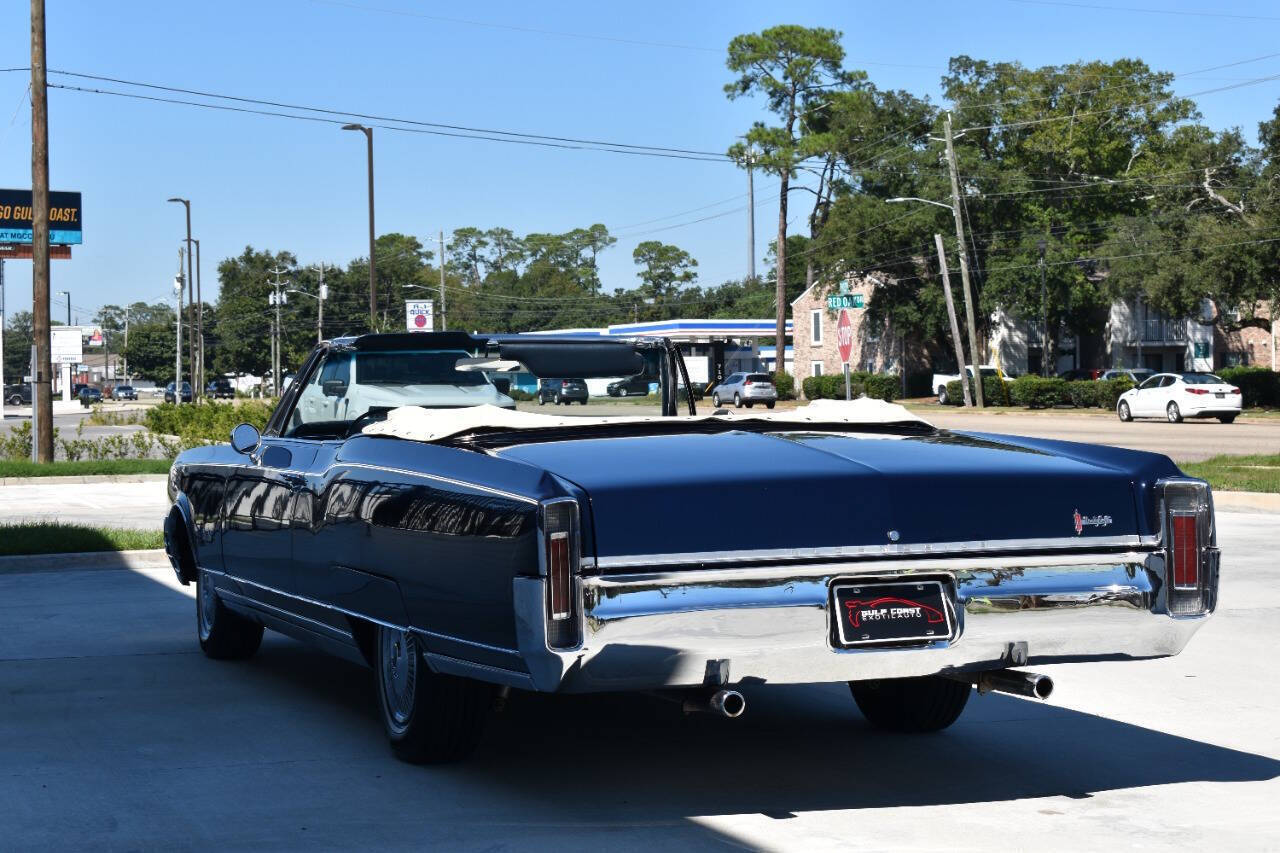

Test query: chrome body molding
[513,550,1216,693]
[593,534,1161,570]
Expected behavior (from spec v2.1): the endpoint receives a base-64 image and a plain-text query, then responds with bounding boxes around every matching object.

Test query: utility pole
[1038,239,1048,376]
[122,305,129,382]
[193,238,204,393]
[0,258,5,424]
[268,267,288,396]
[30,0,53,461]
[943,112,984,407]
[317,263,326,343]
[746,148,756,281]
[167,198,196,400]
[934,234,972,407]
[174,264,184,407]
[342,124,376,330]
[438,230,447,331]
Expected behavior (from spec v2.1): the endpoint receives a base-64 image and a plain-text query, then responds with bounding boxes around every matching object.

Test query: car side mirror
[322,379,348,397]
[493,378,511,395]
[230,423,261,455]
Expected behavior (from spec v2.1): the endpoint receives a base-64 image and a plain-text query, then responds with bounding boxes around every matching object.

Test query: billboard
[405,300,434,332]
[51,327,83,365]
[0,189,83,245]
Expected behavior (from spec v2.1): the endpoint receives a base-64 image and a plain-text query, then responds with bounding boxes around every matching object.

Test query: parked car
[113,385,138,401]
[78,386,103,406]
[1057,368,1105,381]
[1100,368,1154,384]
[606,375,652,397]
[710,372,776,409]
[1117,372,1242,423]
[931,365,1012,404]
[165,331,1220,764]
[164,382,193,404]
[538,378,588,405]
[207,378,235,399]
[4,383,32,406]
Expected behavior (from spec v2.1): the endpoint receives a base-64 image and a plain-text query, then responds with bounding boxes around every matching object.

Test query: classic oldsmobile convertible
[164,332,1219,763]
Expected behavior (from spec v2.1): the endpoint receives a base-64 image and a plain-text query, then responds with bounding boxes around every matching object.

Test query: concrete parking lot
[0,512,1275,850]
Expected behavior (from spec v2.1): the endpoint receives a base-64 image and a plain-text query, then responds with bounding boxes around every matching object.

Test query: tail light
[1159,479,1217,615]
[1229,387,1241,395]
[540,498,580,648]
[1185,388,1209,395]
[744,379,754,386]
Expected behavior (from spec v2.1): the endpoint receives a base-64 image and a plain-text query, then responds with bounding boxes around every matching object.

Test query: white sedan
[1117,372,1242,424]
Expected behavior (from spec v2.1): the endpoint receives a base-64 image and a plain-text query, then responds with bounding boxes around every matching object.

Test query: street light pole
[1038,239,1048,377]
[943,113,984,407]
[193,237,204,393]
[342,124,376,330]
[746,147,756,282]
[173,268,183,407]
[167,197,196,400]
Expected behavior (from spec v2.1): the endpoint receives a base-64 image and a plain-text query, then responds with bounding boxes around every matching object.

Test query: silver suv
[711,372,777,409]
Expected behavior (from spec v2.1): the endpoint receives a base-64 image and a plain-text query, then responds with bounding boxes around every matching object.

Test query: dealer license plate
[831,580,953,647]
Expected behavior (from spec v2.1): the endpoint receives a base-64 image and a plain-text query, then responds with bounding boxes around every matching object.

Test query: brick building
[790,274,927,393]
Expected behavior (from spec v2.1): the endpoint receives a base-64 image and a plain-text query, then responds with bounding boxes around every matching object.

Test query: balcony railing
[1140,318,1188,342]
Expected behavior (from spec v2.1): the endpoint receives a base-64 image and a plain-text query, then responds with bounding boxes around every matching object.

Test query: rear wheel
[766,401,775,409]
[938,386,949,405]
[1117,400,1132,422]
[375,626,493,764]
[734,393,742,408]
[197,570,263,660]
[1218,414,1237,423]
[1167,401,1183,423]
[7,394,21,406]
[849,676,971,733]
[712,393,721,407]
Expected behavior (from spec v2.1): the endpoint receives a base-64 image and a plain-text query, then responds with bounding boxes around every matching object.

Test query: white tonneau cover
[361,397,932,443]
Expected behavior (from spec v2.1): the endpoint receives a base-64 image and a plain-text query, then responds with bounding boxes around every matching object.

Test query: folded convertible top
[360,398,932,444]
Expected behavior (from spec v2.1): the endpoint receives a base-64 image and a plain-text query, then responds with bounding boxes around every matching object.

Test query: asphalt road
[0,479,168,529]
[0,512,1276,850]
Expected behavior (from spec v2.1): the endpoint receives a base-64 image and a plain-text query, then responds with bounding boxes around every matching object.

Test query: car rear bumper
[1181,401,1242,416]
[510,550,1216,692]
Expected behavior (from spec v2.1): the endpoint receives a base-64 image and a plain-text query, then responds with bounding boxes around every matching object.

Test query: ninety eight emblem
[1073,509,1113,535]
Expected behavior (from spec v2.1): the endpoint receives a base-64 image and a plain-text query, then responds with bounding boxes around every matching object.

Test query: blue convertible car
[164,332,1219,763]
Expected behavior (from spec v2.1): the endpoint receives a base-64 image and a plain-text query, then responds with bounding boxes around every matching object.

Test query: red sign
[837,308,854,364]
[0,243,72,259]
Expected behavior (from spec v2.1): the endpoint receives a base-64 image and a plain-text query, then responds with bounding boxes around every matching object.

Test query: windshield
[282,341,691,439]
[1181,373,1224,384]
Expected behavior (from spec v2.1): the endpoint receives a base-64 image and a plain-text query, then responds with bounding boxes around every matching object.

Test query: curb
[1214,491,1280,514]
[0,473,169,486]
[0,548,171,575]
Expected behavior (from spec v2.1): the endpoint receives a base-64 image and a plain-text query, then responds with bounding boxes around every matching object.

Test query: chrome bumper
[512,550,1217,693]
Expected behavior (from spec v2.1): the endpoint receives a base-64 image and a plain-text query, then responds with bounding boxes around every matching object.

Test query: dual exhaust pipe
[947,668,1054,700]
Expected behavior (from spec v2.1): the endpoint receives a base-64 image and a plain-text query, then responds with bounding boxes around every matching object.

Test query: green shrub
[943,379,965,405]
[1218,366,1280,408]
[144,400,274,445]
[905,371,934,398]
[1065,380,1102,408]
[771,371,795,400]
[946,375,1013,406]
[507,389,536,402]
[802,371,897,401]
[1096,376,1135,409]
[1010,376,1067,408]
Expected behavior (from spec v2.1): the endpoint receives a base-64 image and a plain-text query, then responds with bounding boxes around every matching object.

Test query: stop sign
[837,309,854,364]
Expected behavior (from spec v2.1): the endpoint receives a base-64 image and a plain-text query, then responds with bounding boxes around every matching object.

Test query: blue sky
[2,0,1279,321]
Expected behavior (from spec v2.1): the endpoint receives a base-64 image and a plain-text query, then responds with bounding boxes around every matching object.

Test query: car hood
[495,428,1176,570]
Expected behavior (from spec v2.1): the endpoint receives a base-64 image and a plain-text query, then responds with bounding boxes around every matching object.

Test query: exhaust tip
[1031,675,1054,700]
[710,689,746,718]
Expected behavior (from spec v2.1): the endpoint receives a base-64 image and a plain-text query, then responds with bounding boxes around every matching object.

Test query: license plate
[831,580,953,647]
[1215,392,1225,399]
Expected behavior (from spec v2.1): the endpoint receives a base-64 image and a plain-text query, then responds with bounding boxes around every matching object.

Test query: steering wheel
[346,409,389,438]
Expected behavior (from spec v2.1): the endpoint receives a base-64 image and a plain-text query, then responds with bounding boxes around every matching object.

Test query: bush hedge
[801,371,899,402]
[144,400,274,445]
[943,375,1012,406]
[1218,366,1280,408]
[946,375,1135,409]
[771,371,795,401]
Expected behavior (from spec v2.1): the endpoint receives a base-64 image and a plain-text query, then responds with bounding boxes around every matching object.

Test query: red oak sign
[837,308,854,364]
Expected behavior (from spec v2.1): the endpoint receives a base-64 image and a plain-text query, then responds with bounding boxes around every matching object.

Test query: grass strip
[1180,453,1280,494]
[0,522,164,557]
[0,458,172,478]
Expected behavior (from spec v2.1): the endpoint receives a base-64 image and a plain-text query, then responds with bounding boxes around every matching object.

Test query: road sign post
[837,308,854,401]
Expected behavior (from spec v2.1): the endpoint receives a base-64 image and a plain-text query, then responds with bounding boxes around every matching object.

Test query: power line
[1004,0,1280,22]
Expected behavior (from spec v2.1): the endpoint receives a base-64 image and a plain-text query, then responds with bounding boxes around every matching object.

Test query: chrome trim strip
[594,535,1158,569]
[218,588,354,639]
[423,652,537,690]
[590,551,1155,586]
[175,460,539,505]
[336,461,540,505]
[200,565,522,657]
[411,628,521,658]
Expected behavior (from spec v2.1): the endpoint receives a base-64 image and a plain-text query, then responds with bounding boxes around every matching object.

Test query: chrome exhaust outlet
[949,669,1054,700]
[682,688,746,718]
